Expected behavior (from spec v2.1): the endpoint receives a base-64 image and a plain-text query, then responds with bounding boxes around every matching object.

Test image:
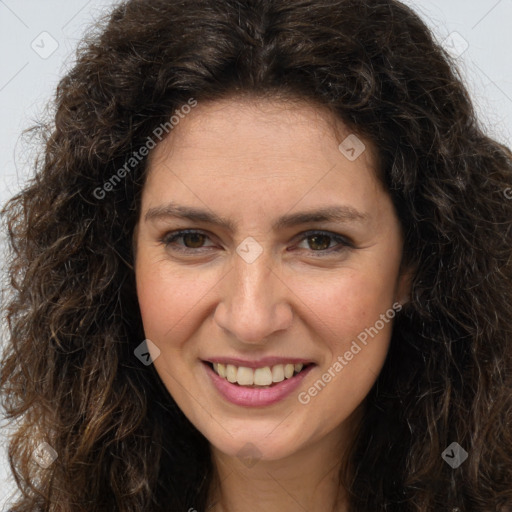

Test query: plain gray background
[1,0,511,508]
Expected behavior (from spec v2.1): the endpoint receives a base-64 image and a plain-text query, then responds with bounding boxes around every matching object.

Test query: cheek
[136,262,169,338]
[135,255,206,344]
[135,254,232,379]
[292,265,398,336]
[293,272,396,419]
[288,264,399,410]
[135,259,210,406]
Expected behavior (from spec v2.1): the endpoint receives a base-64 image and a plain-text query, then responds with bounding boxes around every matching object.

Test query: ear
[395,263,416,306]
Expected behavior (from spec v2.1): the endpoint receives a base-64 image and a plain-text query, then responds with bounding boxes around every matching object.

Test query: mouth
[203,361,315,388]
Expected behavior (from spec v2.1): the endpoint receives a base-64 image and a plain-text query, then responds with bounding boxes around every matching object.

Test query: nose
[213,248,294,344]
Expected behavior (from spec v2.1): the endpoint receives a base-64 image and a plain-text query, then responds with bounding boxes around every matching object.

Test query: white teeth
[284,364,295,379]
[211,362,308,386]
[236,367,254,386]
[271,364,285,383]
[254,367,273,386]
[217,363,226,378]
[226,364,237,383]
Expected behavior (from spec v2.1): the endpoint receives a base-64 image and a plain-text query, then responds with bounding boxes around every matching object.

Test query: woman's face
[134,98,411,463]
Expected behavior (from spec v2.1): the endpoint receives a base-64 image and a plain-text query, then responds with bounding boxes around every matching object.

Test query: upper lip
[203,357,315,368]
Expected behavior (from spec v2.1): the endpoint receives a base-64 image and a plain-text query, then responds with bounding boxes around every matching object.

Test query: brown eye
[161,230,214,252]
[295,230,353,256]
[307,234,332,251]
[181,232,207,248]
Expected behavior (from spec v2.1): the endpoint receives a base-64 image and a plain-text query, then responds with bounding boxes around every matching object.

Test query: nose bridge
[214,247,292,343]
[234,252,274,308]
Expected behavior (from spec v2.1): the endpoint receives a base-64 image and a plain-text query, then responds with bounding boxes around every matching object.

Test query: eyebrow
[144,202,369,231]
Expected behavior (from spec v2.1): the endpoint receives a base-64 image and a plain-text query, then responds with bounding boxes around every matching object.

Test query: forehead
[136,98,404,251]
[140,97,390,230]
[146,96,378,174]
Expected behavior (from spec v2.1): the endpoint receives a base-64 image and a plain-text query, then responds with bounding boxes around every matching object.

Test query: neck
[206,425,355,512]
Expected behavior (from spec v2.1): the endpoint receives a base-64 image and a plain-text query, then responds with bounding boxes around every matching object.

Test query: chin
[206,423,307,463]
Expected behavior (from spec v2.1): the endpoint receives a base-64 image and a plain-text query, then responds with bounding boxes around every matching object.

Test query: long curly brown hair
[1,0,512,510]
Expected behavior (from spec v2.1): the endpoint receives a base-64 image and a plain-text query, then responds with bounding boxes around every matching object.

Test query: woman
[1,0,511,511]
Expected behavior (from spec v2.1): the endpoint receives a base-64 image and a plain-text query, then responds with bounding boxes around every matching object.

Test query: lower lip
[203,362,315,407]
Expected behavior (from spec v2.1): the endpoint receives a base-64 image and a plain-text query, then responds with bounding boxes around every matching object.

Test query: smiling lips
[204,360,315,407]
[212,362,306,388]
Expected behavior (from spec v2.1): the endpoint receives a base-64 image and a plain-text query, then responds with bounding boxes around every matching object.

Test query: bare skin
[134,97,412,512]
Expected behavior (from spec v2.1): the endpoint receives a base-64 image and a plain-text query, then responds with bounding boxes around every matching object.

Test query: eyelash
[159,229,353,256]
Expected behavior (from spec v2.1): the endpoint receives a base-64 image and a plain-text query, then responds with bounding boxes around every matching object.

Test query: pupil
[309,235,330,251]
[184,233,205,248]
